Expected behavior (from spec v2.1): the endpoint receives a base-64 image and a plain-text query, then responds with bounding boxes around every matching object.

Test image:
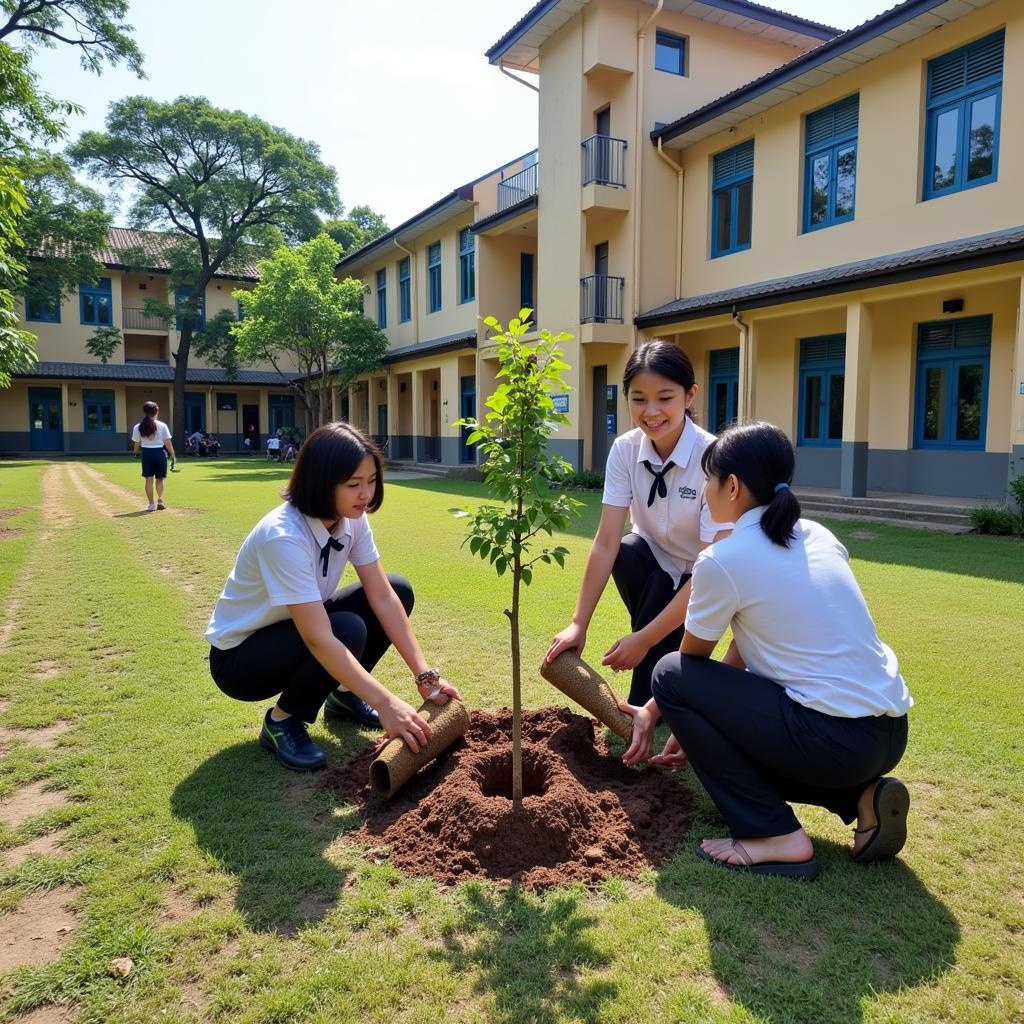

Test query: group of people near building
[125,340,912,882]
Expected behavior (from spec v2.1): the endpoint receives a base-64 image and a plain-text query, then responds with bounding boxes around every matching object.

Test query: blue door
[184,393,206,434]
[708,348,739,434]
[459,375,476,463]
[28,387,63,450]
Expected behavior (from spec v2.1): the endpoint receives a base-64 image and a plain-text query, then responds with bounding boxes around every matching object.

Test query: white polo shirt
[205,501,380,650]
[685,507,913,718]
[602,420,728,587]
[132,420,171,447]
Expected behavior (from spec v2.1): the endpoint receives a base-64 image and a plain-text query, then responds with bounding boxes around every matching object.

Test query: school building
[1,228,302,454]
[338,0,1022,502]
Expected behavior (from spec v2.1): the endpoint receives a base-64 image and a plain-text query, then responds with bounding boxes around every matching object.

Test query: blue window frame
[655,31,686,76]
[268,394,295,433]
[376,268,387,328]
[79,277,112,326]
[427,242,441,313]
[804,95,858,232]
[914,316,990,450]
[398,257,411,322]
[83,389,115,432]
[520,252,535,313]
[711,140,754,258]
[175,286,206,331]
[798,335,846,447]
[25,284,60,323]
[459,228,475,304]
[708,347,739,433]
[924,30,1003,200]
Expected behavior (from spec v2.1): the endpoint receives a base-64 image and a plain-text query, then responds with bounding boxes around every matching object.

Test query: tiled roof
[636,225,1024,326]
[382,331,477,364]
[14,361,299,386]
[29,226,262,281]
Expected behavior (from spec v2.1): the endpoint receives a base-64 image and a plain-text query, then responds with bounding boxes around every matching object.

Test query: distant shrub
[562,469,605,490]
[969,505,1018,535]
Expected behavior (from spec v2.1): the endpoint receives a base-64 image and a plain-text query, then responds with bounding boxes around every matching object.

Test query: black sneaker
[259,710,327,772]
[322,689,381,728]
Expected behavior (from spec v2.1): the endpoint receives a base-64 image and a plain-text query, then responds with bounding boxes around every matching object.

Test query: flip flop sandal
[852,776,910,864]
[696,840,820,881]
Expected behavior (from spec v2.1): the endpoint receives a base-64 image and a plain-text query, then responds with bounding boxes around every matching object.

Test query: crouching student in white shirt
[546,341,730,705]
[622,421,913,881]
[205,422,460,772]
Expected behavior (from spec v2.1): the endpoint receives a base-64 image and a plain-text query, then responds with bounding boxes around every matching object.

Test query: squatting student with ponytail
[622,421,913,880]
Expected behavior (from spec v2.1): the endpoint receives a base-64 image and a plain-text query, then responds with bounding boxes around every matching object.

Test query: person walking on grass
[621,421,913,881]
[205,422,460,772]
[131,401,175,512]
[546,341,731,705]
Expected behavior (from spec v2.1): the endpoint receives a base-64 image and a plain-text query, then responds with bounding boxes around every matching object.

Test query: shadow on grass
[655,837,959,1024]
[170,729,374,934]
[432,883,618,1024]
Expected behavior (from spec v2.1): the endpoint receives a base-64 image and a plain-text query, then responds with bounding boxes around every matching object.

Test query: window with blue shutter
[398,257,411,322]
[914,316,990,449]
[80,277,112,326]
[804,95,858,232]
[376,268,387,328]
[924,30,1002,200]
[655,31,686,76]
[798,335,846,447]
[427,242,441,313]
[26,283,61,323]
[83,389,115,432]
[711,140,754,258]
[175,286,206,331]
[708,347,739,433]
[459,228,475,304]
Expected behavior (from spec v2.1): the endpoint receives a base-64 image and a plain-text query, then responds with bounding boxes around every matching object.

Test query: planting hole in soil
[320,706,696,889]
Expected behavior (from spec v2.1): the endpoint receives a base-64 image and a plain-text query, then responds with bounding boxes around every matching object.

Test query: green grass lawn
[0,455,1022,1024]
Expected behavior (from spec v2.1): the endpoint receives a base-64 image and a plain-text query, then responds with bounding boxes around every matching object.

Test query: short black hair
[282,422,383,519]
[623,341,698,421]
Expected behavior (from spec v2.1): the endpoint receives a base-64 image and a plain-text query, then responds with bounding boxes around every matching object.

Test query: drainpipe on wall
[631,0,664,348]
[732,307,753,419]
[656,138,684,298]
[499,60,540,94]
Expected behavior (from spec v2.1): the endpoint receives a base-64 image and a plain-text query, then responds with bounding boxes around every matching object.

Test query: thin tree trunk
[509,404,527,810]
[171,321,191,452]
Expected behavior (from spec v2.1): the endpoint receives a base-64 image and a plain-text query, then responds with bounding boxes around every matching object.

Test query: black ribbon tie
[319,537,345,577]
[642,460,676,508]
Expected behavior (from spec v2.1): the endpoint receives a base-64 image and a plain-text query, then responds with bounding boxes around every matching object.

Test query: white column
[841,302,873,497]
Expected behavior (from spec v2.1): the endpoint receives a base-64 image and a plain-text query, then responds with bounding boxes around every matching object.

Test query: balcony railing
[580,274,625,324]
[497,162,539,212]
[581,134,628,188]
[122,306,169,331]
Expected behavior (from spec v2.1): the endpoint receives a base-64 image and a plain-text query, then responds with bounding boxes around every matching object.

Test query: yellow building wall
[671,0,1022,301]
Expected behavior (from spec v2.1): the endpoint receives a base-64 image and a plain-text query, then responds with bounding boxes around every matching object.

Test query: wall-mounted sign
[552,393,569,413]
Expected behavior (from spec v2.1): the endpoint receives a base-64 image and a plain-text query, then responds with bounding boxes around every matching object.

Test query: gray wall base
[1008,445,1024,510]
[868,449,1009,500]
[840,440,869,497]
[794,448,841,489]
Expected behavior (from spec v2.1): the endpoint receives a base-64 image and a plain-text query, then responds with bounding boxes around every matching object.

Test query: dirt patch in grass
[0,780,70,829]
[7,1005,77,1024]
[0,721,71,753]
[0,885,78,972]
[30,659,62,680]
[1,829,67,869]
[320,707,695,889]
[0,526,24,539]
[0,507,26,519]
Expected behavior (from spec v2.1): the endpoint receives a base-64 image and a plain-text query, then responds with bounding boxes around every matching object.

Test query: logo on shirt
[678,485,698,500]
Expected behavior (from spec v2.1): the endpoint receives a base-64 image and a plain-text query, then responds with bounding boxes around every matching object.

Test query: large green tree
[322,204,389,256]
[230,233,388,430]
[70,96,340,446]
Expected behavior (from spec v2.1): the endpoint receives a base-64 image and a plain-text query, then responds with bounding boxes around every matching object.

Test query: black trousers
[652,654,908,838]
[209,574,414,723]
[611,533,690,705]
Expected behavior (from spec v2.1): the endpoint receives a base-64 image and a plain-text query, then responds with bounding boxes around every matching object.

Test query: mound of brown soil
[318,706,695,888]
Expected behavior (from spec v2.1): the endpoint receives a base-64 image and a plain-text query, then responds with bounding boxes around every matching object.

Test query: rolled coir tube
[539,651,634,741]
[368,697,470,798]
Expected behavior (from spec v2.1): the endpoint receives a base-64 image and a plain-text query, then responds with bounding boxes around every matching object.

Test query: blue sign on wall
[552,393,569,413]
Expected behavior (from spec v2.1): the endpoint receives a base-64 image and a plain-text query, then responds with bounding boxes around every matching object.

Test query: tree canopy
[70,95,341,444]
[322,204,389,256]
[230,233,388,429]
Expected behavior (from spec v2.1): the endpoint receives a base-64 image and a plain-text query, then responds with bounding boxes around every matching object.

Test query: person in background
[131,401,175,511]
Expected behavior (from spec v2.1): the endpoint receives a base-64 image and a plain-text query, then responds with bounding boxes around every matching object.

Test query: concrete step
[800,510,971,533]
[384,460,450,479]
[798,500,971,527]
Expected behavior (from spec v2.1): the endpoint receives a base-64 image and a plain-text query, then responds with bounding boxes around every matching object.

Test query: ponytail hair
[700,420,801,547]
[139,401,159,439]
[623,340,698,421]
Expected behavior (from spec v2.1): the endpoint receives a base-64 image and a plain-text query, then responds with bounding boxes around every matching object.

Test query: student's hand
[649,734,688,770]
[379,697,432,753]
[602,631,650,672]
[417,676,462,705]
[619,702,656,767]
[545,623,586,665]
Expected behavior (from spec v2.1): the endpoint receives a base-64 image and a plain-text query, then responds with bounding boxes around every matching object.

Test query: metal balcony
[497,162,539,212]
[580,275,625,324]
[122,306,169,331]
[581,135,627,187]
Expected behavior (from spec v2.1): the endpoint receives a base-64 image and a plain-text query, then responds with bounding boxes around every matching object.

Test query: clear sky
[26,0,894,229]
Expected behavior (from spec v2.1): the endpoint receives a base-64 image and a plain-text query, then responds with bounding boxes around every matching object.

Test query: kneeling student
[622,421,912,880]
[205,422,459,771]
